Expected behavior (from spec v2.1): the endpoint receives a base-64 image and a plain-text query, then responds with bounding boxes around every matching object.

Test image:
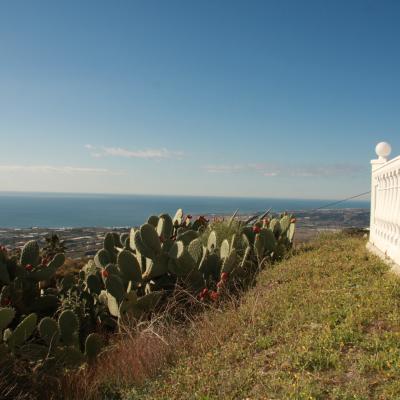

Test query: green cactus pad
[287,222,296,242]
[176,251,196,275]
[207,231,217,251]
[106,292,120,317]
[38,317,59,346]
[258,228,277,253]
[188,238,204,265]
[20,240,40,267]
[142,253,169,280]
[270,219,282,236]
[129,228,137,251]
[161,237,174,253]
[85,333,103,361]
[157,214,174,239]
[7,313,38,349]
[117,250,142,284]
[147,215,159,227]
[173,209,183,225]
[94,248,111,268]
[120,233,129,248]
[49,253,66,269]
[105,275,125,303]
[140,224,162,255]
[220,239,230,260]
[169,241,185,260]
[103,232,115,255]
[133,230,155,259]
[254,234,265,262]
[112,232,122,248]
[200,252,220,282]
[87,274,102,294]
[221,248,237,274]
[105,263,120,276]
[58,310,79,345]
[60,274,74,292]
[0,307,15,331]
[280,215,291,234]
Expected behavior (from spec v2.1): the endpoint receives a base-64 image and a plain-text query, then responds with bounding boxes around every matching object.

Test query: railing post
[369,142,391,247]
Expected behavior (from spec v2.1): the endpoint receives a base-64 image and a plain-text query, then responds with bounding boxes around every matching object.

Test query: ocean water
[0,192,370,228]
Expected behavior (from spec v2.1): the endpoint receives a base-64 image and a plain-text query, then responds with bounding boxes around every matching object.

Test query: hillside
[123,233,400,400]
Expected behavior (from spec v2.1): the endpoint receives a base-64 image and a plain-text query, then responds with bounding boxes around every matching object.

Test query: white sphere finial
[375,141,392,160]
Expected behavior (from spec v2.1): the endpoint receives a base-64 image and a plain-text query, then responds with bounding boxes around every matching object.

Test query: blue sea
[0,192,370,228]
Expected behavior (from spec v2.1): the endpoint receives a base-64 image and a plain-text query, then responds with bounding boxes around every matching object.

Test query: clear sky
[0,0,399,199]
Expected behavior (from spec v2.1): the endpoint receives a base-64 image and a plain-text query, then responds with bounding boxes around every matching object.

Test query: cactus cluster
[0,209,296,372]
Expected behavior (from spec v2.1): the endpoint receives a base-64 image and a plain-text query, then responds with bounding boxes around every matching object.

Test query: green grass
[121,233,400,400]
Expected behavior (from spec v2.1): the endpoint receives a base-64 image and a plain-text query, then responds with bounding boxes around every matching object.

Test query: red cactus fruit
[290,217,296,223]
[187,215,193,219]
[102,269,109,278]
[25,264,33,271]
[252,226,261,234]
[209,291,219,301]
[220,272,229,282]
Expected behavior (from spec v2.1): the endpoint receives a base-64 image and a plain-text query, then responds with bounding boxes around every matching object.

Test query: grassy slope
[130,234,400,400]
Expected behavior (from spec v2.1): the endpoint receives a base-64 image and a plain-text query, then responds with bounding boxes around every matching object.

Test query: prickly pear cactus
[117,250,142,285]
[0,307,15,332]
[20,240,40,267]
[38,317,59,346]
[7,313,38,350]
[58,310,79,345]
[85,333,103,361]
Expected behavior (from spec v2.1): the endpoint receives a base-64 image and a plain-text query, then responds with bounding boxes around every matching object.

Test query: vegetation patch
[0,210,295,399]
[129,233,400,400]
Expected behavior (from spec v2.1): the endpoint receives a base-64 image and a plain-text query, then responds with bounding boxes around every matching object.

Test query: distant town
[0,208,369,258]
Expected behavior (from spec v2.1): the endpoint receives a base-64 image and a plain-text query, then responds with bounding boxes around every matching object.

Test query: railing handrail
[372,154,400,174]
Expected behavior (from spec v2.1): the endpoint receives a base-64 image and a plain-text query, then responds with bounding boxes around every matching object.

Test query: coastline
[0,208,370,258]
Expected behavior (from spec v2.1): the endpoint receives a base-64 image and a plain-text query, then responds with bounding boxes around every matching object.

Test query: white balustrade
[369,142,400,266]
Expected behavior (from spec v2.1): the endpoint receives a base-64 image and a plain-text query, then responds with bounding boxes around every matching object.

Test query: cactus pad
[38,317,59,346]
[7,313,38,349]
[117,250,142,284]
[0,307,15,331]
[105,275,125,303]
[140,224,162,255]
[20,240,40,267]
[58,310,79,345]
[85,333,103,361]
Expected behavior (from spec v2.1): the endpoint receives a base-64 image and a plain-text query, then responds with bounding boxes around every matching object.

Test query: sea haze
[0,192,370,228]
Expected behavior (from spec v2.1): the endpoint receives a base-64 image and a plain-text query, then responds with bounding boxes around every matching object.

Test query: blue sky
[0,0,399,199]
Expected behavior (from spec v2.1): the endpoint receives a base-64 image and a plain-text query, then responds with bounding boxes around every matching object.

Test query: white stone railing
[369,142,400,266]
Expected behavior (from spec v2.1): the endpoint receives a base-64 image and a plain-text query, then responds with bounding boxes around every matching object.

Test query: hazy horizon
[0,190,371,203]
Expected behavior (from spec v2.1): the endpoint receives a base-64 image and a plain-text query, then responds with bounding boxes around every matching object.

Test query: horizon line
[0,190,371,203]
